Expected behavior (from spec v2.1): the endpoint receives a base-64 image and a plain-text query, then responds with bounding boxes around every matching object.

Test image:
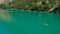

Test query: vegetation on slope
[0,0,60,13]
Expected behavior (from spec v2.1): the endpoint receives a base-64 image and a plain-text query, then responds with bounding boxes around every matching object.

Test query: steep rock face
[0,0,13,4]
[0,0,5,4]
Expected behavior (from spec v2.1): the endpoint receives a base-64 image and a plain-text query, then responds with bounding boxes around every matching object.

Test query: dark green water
[0,9,60,34]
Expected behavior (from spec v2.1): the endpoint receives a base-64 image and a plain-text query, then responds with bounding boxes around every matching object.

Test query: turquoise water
[0,9,60,34]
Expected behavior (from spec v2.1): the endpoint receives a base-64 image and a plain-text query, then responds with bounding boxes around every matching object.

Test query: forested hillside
[0,0,60,13]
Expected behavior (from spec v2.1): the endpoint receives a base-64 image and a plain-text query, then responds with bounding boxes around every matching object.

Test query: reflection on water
[0,9,13,22]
